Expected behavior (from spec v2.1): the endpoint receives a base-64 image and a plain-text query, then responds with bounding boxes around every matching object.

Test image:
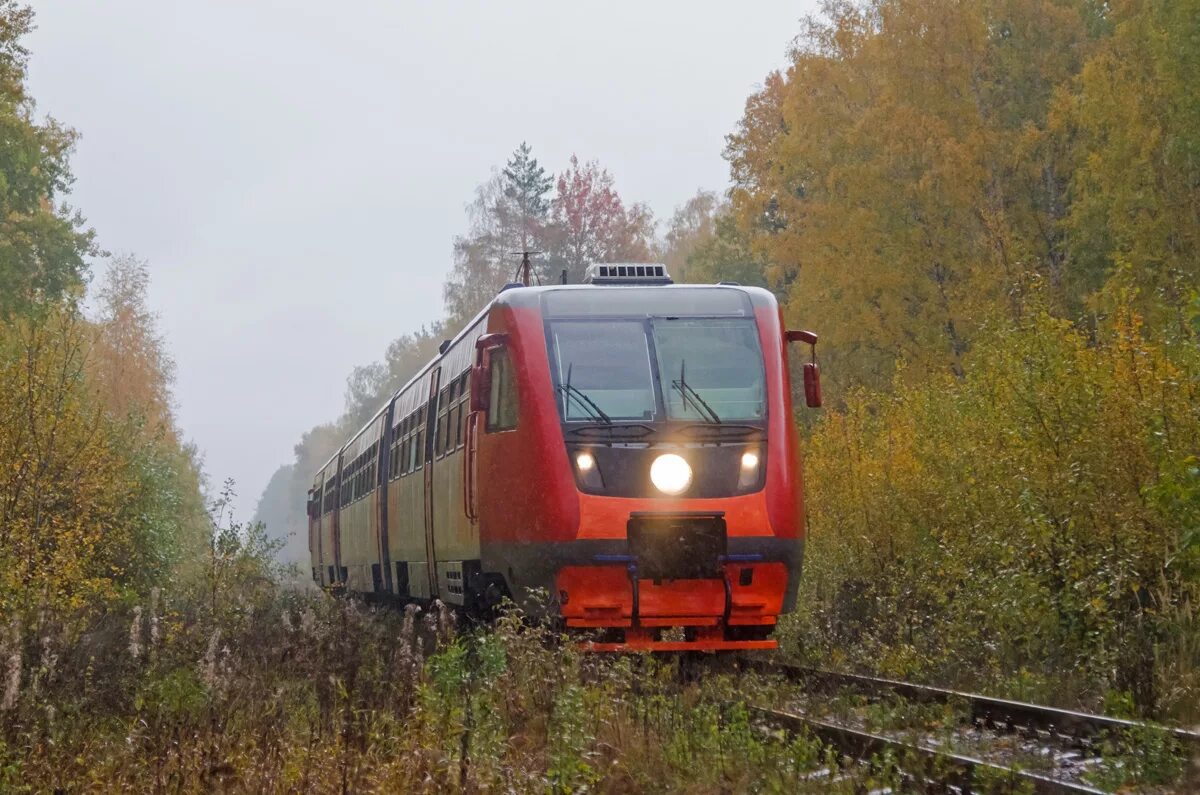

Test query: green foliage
[503,141,554,251]
[0,2,96,317]
[1087,722,1186,790]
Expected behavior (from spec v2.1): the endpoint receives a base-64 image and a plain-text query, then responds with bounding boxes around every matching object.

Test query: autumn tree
[343,322,446,430]
[690,211,771,289]
[0,301,205,619]
[545,155,656,284]
[663,190,769,287]
[0,3,96,317]
[726,0,1094,391]
[1058,0,1200,328]
[442,171,515,327]
[663,190,718,283]
[91,254,175,436]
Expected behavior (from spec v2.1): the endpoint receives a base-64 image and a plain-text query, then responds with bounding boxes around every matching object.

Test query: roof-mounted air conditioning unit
[583,263,673,285]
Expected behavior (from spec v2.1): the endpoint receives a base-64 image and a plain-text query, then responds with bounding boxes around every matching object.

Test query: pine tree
[501,142,553,253]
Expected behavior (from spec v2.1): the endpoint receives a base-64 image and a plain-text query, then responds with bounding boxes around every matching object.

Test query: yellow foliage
[0,295,205,622]
[727,0,1094,391]
[0,308,132,616]
[797,303,1200,717]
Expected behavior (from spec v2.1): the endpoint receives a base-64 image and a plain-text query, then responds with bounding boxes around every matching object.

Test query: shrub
[792,302,1200,720]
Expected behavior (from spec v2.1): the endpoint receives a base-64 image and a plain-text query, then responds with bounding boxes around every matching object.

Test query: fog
[25,1,814,521]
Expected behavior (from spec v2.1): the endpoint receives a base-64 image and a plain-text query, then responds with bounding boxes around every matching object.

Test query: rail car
[307,263,821,652]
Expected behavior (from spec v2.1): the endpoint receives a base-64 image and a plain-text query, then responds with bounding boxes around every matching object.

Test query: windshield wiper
[557,363,612,424]
[680,423,759,437]
[671,359,721,424]
[567,423,654,440]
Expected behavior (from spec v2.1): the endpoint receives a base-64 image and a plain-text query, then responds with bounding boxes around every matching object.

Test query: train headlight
[650,453,692,496]
[738,449,761,490]
[573,450,603,490]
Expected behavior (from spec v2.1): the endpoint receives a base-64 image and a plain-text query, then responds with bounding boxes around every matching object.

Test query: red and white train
[307,264,820,651]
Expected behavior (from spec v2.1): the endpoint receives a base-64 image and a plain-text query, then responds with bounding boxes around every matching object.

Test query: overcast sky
[26,1,815,521]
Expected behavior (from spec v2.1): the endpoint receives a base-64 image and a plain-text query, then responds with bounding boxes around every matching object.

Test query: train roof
[314,281,779,478]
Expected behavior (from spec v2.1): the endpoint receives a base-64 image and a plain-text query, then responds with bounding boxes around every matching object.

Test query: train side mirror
[471,333,509,413]
[786,329,822,408]
[803,363,822,408]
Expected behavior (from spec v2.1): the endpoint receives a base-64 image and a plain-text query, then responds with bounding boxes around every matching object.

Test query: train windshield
[652,318,765,421]
[550,321,658,421]
[547,316,766,423]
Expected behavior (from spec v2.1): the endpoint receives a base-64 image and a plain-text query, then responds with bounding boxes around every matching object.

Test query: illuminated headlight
[573,450,603,490]
[650,453,692,496]
[738,449,761,490]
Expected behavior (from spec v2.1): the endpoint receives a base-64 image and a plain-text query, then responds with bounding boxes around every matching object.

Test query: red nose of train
[557,493,792,652]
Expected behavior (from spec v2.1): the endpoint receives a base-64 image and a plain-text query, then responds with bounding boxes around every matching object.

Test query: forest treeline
[257,0,1199,720]
[0,7,208,625]
[748,0,1200,721]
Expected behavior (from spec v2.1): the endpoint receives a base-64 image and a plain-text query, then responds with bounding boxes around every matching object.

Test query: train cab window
[487,346,519,432]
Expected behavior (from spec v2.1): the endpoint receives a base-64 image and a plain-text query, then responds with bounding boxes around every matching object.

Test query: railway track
[737,658,1200,793]
[749,705,1106,794]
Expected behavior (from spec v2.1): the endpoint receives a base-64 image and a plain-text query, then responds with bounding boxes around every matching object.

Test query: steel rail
[740,659,1200,752]
[750,705,1108,795]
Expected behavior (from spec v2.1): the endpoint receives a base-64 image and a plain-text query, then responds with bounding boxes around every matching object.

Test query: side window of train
[401,419,411,475]
[487,346,519,432]
[455,371,468,448]
[444,384,455,455]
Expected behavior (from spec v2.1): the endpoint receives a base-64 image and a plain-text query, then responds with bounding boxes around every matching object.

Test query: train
[307,263,821,651]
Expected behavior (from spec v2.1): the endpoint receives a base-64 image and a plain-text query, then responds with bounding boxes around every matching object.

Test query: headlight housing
[650,453,692,496]
[738,448,761,490]
[572,449,604,490]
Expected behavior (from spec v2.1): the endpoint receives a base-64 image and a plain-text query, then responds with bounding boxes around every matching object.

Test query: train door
[421,366,442,599]
[308,481,322,583]
[376,403,394,594]
[333,455,344,584]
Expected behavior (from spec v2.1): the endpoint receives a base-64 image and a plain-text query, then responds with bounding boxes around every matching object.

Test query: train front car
[471,265,814,652]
